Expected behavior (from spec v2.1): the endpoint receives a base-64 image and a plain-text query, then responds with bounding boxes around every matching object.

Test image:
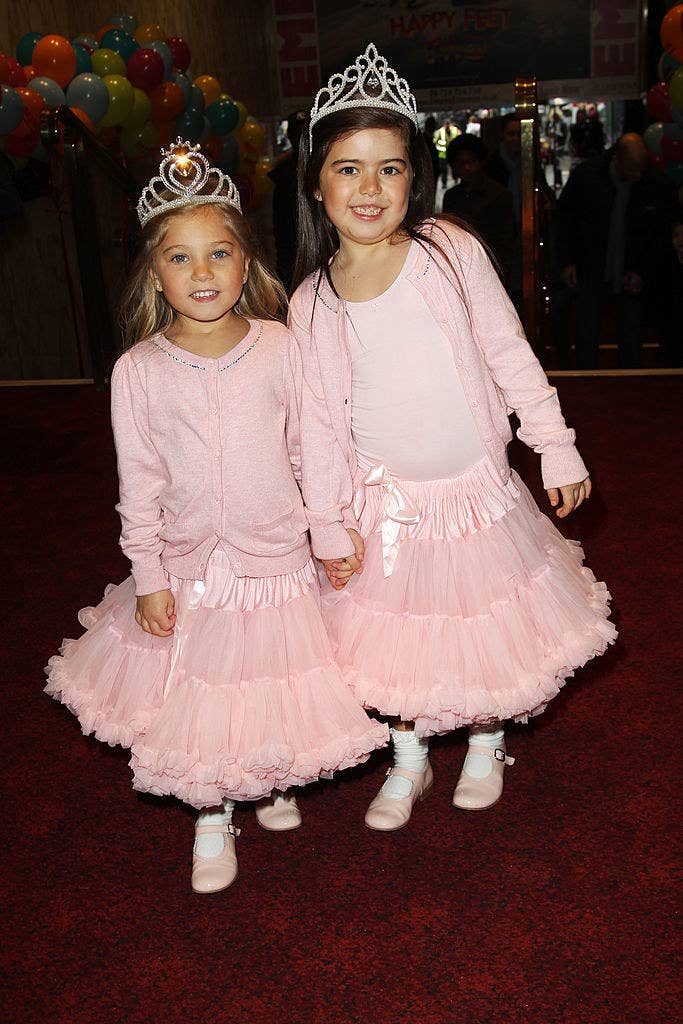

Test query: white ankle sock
[469,725,505,748]
[463,725,505,780]
[195,800,235,858]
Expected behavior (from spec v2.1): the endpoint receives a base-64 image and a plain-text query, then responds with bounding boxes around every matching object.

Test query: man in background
[555,133,676,368]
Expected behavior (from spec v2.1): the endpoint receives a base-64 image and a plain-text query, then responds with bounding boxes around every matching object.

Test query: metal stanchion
[40,107,138,387]
[515,77,541,350]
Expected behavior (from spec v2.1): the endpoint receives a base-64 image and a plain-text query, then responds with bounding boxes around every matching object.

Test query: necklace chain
[152,322,263,371]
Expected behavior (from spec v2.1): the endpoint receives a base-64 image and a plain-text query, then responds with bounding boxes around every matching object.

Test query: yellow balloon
[91,48,126,78]
[670,67,683,112]
[121,87,151,131]
[99,74,134,127]
[233,100,247,131]
[134,22,166,46]
[194,75,221,108]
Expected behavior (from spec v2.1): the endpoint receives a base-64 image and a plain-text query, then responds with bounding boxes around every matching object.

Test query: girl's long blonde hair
[119,198,288,349]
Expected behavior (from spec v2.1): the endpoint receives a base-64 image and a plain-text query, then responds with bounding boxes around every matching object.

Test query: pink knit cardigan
[288,219,588,560]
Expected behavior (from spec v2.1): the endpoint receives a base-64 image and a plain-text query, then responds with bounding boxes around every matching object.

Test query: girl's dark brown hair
[119,198,288,349]
[292,107,478,307]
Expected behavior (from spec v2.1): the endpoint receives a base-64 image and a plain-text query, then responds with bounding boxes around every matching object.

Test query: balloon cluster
[645,3,683,201]
[0,12,272,208]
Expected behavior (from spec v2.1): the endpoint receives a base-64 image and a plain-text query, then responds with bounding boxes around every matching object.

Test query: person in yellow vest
[433,119,460,187]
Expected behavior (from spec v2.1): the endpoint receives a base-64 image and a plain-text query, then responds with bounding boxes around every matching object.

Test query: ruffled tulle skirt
[45,552,388,807]
[321,457,616,737]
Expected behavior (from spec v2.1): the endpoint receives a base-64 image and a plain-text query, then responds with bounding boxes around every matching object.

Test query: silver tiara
[309,43,418,146]
[137,139,242,227]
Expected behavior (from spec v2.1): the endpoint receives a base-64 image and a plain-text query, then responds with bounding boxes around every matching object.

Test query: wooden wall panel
[0,0,280,116]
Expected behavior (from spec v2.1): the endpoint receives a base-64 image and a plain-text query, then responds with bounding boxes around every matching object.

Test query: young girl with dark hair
[45,141,387,892]
[289,45,616,831]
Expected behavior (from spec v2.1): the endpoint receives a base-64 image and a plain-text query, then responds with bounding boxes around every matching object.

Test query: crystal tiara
[309,43,418,146]
[137,139,242,227]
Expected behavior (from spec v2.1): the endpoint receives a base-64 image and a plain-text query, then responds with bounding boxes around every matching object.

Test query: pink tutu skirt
[45,551,388,808]
[321,457,617,737]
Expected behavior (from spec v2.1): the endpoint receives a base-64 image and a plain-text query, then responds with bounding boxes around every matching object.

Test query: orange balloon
[17,85,45,118]
[23,65,37,82]
[32,34,77,88]
[134,23,166,46]
[661,5,683,63]
[155,120,174,147]
[149,81,184,121]
[95,24,117,43]
[194,74,221,108]
[71,106,95,132]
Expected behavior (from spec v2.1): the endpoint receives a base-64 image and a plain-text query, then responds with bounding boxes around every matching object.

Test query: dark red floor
[1,378,680,1024]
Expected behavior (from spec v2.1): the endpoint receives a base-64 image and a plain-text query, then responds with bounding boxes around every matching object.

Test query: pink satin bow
[363,464,421,577]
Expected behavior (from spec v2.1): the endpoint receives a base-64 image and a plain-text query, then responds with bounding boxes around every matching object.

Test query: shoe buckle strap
[195,823,241,837]
[494,748,515,766]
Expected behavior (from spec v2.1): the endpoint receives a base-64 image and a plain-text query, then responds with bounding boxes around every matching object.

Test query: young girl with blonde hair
[46,141,387,892]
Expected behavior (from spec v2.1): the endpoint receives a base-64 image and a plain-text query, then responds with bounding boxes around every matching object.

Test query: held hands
[546,477,591,518]
[320,529,365,591]
[135,589,176,636]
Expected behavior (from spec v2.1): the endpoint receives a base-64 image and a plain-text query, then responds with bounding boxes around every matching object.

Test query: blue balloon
[28,77,66,108]
[199,116,211,144]
[206,98,239,135]
[661,52,682,79]
[664,122,683,143]
[171,72,191,106]
[73,45,92,76]
[187,84,204,113]
[66,73,109,124]
[644,122,665,156]
[72,34,98,52]
[99,29,138,62]
[109,12,138,35]
[0,86,24,134]
[147,40,173,79]
[175,109,204,142]
[16,31,43,67]
[665,160,683,186]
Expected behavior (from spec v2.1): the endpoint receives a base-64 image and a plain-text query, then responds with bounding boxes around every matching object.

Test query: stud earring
[314,191,322,201]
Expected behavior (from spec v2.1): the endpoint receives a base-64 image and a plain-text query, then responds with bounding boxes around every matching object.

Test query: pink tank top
[345,242,485,482]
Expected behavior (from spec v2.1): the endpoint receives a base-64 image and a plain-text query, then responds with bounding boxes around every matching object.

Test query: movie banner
[273,0,641,111]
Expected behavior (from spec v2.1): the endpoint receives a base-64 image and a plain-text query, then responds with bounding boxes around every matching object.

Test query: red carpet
[1,378,679,1024]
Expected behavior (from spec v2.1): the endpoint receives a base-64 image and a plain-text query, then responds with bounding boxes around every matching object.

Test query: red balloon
[126,48,164,92]
[6,57,27,86]
[95,24,117,43]
[6,102,41,156]
[648,152,666,172]
[662,134,683,161]
[149,81,185,121]
[17,85,45,118]
[23,64,37,82]
[646,82,672,122]
[70,106,95,132]
[167,36,191,72]
[155,120,174,147]
[0,53,10,85]
[6,125,40,156]
[203,135,223,162]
